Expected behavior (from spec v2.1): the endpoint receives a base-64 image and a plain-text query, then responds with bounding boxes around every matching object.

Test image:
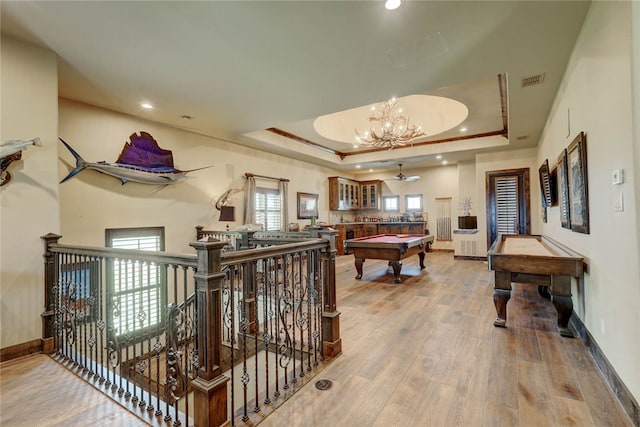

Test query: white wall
[537,1,639,402]
[0,37,60,348]
[58,100,345,252]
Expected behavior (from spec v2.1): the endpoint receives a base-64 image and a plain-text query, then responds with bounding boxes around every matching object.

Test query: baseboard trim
[0,337,53,363]
[570,314,640,426]
[453,255,487,261]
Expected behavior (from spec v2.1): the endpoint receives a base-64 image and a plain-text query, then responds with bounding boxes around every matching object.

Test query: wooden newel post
[190,237,231,427]
[318,229,342,357]
[41,233,61,347]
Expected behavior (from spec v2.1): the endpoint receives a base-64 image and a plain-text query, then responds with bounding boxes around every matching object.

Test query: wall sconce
[219,205,235,230]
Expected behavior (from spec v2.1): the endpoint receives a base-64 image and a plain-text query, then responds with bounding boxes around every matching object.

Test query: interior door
[486,168,531,248]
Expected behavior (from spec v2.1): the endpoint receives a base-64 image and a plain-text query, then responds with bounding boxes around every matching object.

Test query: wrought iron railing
[41,229,341,426]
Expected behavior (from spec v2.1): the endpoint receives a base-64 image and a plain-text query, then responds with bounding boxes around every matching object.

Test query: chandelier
[355,97,425,149]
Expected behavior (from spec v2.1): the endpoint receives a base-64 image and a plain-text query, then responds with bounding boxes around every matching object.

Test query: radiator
[436,198,452,241]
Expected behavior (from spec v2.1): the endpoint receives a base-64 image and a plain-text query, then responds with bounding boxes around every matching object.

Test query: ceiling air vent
[521,73,545,88]
[516,135,529,141]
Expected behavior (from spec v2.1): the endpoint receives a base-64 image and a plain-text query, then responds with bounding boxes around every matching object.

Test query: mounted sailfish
[59,132,211,185]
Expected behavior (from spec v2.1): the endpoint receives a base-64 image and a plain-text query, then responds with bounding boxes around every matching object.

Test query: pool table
[344,234,434,283]
[487,234,585,337]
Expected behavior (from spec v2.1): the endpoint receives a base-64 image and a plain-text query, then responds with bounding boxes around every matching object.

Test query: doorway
[485,168,531,248]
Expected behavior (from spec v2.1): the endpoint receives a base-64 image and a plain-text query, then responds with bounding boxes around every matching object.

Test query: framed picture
[557,149,571,229]
[297,192,319,219]
[567,132,589,234]
[538,159,556,208]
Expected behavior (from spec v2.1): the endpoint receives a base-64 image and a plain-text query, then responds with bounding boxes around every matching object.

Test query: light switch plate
[612,169,624,185]
[613,191,624,212]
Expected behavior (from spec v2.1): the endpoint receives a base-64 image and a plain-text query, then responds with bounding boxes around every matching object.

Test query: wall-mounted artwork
[0,137,41,186]
[567,132,589,234]
[297,192,319,219]
[557,149,571,229]
[538,159,556,208]
[59,132,211,185]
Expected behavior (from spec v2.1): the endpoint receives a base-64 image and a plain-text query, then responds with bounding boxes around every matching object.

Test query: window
[405,194,423,212]
[495,176,519,235]
[255,187,282,231]
[383,195,400,212]
[106,227,165,336]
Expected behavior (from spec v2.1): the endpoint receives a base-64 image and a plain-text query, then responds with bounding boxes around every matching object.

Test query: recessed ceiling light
[369,169,374,172]
[356,165,361,169]
[385,0,401,10]
[436,155,442,160]
[460,127,467,132]
[140,102,153,110]
[442,160,448,165]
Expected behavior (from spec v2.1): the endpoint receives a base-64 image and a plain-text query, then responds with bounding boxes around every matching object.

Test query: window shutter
[255,188,282,231]
[107,228,164,336]
[495,176,519,234]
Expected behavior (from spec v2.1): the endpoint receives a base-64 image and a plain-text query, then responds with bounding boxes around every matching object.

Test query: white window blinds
[255,188,282,231]
[106,228,164,336]
[495,176,519,234]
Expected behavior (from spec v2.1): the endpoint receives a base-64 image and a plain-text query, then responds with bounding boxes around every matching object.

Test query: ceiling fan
[394,164,420,182]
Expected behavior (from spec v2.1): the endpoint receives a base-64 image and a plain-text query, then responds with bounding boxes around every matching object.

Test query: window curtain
[279,179,289,231]
[244,175,256,226]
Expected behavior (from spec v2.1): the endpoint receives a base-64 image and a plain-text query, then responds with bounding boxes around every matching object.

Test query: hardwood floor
[1,252,633,426]
[0,353,143,426]
[260,252,633,427]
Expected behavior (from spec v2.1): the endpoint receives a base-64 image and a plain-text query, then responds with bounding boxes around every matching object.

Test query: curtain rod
[244,172,290,182]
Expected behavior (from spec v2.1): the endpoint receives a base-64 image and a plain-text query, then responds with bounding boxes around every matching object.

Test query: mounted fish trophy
[0,138,41,186]
[59,131,211,185]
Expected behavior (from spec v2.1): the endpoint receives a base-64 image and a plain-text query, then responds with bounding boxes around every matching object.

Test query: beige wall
[0,37,60,348]
[58,100,346,252]
[537,1,639,401]
[475,148,540,252]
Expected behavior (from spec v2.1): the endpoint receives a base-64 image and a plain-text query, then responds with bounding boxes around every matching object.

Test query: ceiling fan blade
[405,176,421,182]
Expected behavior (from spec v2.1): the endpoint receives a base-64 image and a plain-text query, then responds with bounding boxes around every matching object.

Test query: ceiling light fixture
[385,0,401,10]
[354,97,425,149]
[140,102,153,110]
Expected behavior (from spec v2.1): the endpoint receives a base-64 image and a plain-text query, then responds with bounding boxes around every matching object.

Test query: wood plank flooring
[1,252,633,426]
[259,252,633,427]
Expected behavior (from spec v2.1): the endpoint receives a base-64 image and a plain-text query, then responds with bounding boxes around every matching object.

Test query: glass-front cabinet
[360,180,381,210]
[329,177,379,211]
[329,177,360,211]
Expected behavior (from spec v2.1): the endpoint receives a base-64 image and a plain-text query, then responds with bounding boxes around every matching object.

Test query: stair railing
[42,229,340,427]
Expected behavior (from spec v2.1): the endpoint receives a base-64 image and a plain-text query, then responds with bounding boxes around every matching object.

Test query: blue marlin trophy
[59,132,210,185]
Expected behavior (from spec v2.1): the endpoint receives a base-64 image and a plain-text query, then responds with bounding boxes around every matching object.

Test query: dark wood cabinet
[360,180,381,210]
[334,222,426,255]
[329,177,360,211]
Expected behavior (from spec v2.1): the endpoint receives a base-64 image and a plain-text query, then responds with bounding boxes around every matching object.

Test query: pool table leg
[418,251,425,269]
[551,275,574,338]
[354,258,364,279]
[493,271,511,328]
[390,261,402,283]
